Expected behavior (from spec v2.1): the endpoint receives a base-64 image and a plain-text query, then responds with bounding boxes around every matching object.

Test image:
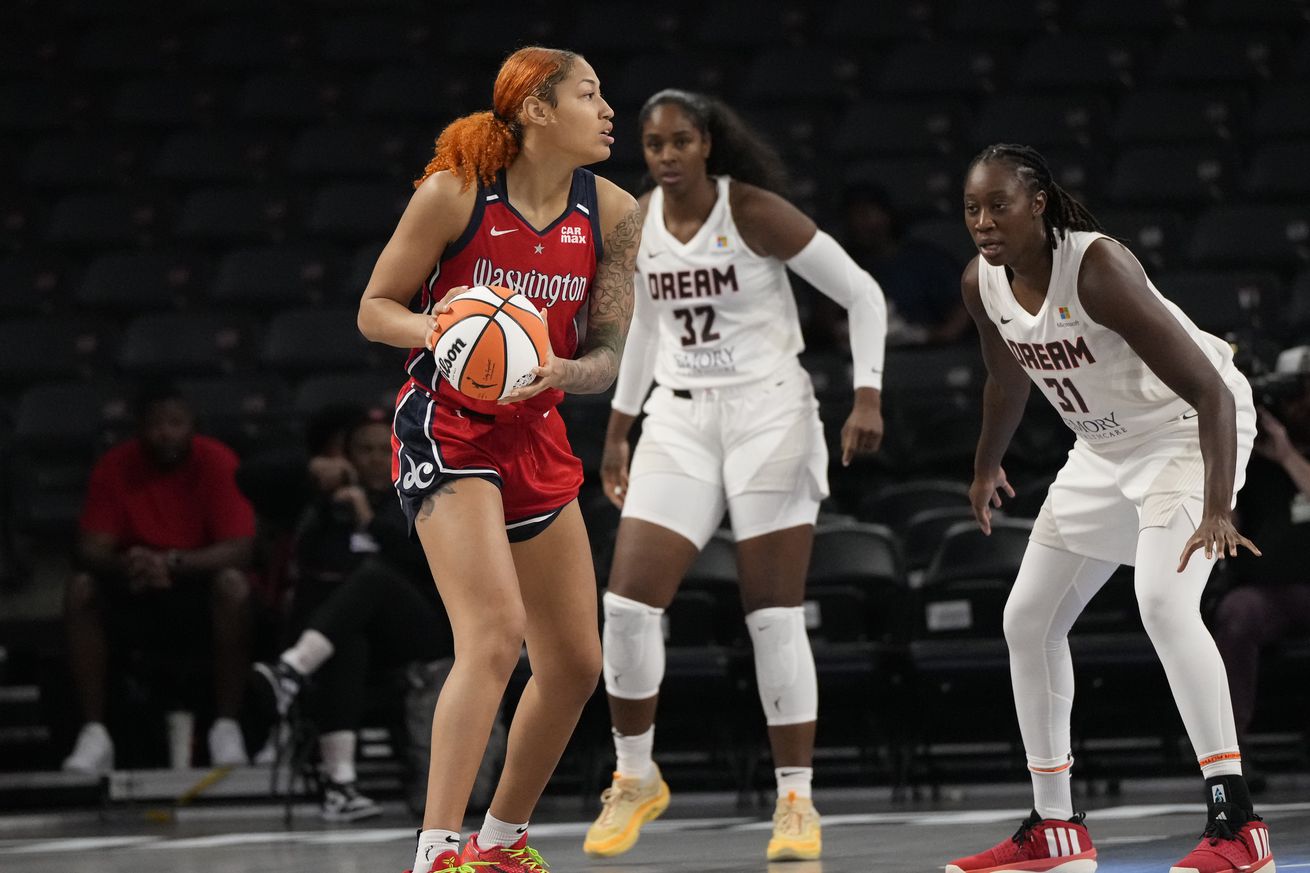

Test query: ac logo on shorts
[402,455,436,491]
[1212,784,1227,804]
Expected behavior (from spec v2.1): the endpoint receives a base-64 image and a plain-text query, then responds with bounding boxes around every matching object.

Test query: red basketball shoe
[461,833,549,871]
[404,849,489,873]
[1169,810,1274,873]
[945,810,1097,873]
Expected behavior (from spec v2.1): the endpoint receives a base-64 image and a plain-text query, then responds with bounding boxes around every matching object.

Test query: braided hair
[638,89,790,196]
[968,143,1103,250]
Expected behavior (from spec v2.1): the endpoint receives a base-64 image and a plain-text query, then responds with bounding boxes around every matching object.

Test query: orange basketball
[432,285,550,402]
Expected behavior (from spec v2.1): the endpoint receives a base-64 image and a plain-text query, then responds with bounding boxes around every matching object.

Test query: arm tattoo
[559,202,641,394]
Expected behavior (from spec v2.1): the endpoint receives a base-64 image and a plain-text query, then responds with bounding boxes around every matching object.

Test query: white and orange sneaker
[945,810,1097,873]
[1170,809,1274,873]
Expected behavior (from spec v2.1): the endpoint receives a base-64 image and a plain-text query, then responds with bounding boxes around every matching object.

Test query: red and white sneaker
[461,833,549,871]
[945,810,1097,873]
[404,848,489,873]
[1170,811,1274,873]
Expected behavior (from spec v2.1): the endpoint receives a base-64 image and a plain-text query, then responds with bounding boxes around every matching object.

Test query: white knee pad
[746,606,817,726]
[602,592,666,700]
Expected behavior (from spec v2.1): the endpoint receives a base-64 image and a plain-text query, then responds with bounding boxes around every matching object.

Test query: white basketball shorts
[621,359,830,548]
[1030,373,1257,566]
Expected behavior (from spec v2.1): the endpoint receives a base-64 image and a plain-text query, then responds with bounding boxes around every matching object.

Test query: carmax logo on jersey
[471,257,588,305]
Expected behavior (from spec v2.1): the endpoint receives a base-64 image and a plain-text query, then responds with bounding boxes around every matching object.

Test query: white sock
[775,766,812,799]
[613,727,655,780]
[318,730,356,784]
[478,811,527,849]
[414,829,460,872]
[1029,753,1074,820]
[281,629,334,676]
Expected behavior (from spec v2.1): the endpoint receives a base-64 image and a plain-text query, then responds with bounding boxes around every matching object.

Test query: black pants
[291,561,453,732]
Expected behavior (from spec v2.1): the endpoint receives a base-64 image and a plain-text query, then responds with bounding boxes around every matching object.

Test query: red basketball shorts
[391,379,583,542]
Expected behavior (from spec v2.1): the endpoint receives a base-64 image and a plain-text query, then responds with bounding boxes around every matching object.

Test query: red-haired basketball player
[356,46,639,873]
[583,90,887,863]
[944,144,1273,873]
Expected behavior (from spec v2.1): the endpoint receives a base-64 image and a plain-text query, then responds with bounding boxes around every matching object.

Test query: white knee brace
[602,591,666,700]
[746,606,818,726]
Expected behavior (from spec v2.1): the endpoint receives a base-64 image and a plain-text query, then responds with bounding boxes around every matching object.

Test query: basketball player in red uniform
[356,46,639,873]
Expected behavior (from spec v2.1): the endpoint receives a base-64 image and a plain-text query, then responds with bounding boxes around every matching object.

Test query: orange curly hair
[415,46,579,191]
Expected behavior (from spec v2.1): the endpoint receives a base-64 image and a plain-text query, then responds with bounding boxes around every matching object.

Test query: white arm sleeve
[610,276,659,416]
[786,230,888,391]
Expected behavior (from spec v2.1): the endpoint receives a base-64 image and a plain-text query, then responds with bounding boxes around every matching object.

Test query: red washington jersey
[404,168,603,417]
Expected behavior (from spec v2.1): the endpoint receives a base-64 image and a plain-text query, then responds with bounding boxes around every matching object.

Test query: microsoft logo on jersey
[1058,307,1072,320]
[1056,306,1080,328]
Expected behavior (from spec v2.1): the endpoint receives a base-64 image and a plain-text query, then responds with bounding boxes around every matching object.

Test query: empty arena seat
[1073,0,1185,33]
[693,0,792,49]
[1246,141,1310,200]
[947,0,1057,39]
[1096,208,1192,272]
[237,71,341,124]
[77,251,200,313]
[1155,270,1281,335]
[834,98,969,157]
[1150,29,1284,86]
[13,379,133,455]
[923,517,1034,587]
[212,244,340,310]
[843,157,957,218]
[287,125,399,179]
[859,480,971,529]
[294,371,403,417]
[261,306,379,373]
[1108,144,1236,208]
[198,18,301,70]
[1252,84,1310,139]
[1111,88,1244,145]
[117,311,255,376]
[153,130,272,185]
[23,134,140,190]
[177,186,287,244]
[45,192,153,247]
[819,0,934,46]
[0,255,72,315]
[319,14,426,67]
[307,182,407,241]
[742,47,854,104]
[180,373,292,450]
[110,77,217,128]
[1014,34,1139,93]
[0,316,116,387]
[1188,205,1310,271]
[877,42,1003,97]
[970,93,1109,151]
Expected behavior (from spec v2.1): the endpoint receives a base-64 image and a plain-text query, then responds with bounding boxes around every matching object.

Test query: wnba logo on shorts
[402,455,436,491]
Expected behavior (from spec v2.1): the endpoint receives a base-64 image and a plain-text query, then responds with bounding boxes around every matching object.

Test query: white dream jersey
[977,230,1239,450]
[637,176,803,388]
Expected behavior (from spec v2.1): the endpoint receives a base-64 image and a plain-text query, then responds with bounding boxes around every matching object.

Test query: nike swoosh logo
[515,826,528,834]
[444,836,460,844]
[645,250,663,258]
[778,769,807,777]
[490,227,517,236]
[1182,410,1198,420]
[1000,316,1013,324]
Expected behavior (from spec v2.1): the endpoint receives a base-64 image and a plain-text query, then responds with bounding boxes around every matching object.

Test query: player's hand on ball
[1177,513,1261,572]
[422,285,471,351]
[841,389,884,466]
[601,439,630,508]
[498,309,562,404]
[969,466,1015,536]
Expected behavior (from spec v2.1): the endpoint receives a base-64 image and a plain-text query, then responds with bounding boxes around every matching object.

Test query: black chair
[923,518,1033,587]
[153,130,272,186]
[177,187,287,244]
[117,311,256,377]
[77,251,199,313]
[110,76,217,128]
[306,182,408,241]
[876,41,1003,97]
[1108,144,1235,208]
[1188,205,1310,272]
[261,307,380,374]
[970,93,1109,152]
[1097,208,1192,273]
[1150,29,1284,86]
[13,380,133,457]
[858,480,971,530]
[237,71,340,125]
[0,317,117,388]
[211,245,340,311]
[179,374,293,453]
[1110,88,1243,145]
[45,191,153,247]
[1252,84,1310,140]
[1246,142,1310,201]
[902,507,981,573]
[810,522,908,644]
[1155,270,1280,336]
[1014,34,1139,93]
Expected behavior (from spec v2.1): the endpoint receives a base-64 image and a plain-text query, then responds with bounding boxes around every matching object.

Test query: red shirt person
[62,384,256,774]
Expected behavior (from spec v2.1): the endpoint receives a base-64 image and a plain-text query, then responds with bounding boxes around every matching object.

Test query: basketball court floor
[2,781,1307,873]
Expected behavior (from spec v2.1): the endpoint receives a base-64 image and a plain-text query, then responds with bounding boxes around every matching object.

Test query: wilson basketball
[432,285,550,402]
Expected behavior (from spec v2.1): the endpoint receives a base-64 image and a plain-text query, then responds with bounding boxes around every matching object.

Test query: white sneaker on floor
[321,779,383,823]
[207,718,248,767]
[62,722,114,774]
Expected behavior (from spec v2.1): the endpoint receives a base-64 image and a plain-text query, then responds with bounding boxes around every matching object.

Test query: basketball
[432,285,550,402]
